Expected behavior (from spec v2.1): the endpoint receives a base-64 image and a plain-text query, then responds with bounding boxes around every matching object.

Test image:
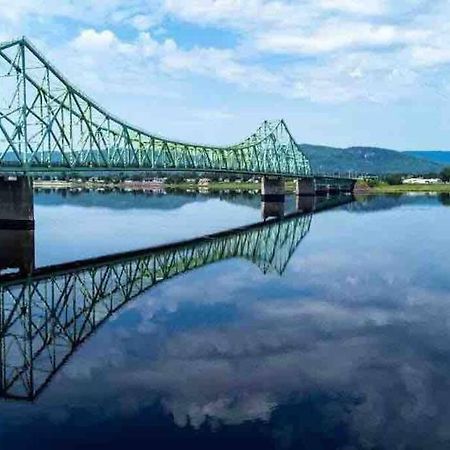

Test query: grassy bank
[165,181,297,192]
[369,183,450,193]
[33,179,300,193]
[34,179,450,194]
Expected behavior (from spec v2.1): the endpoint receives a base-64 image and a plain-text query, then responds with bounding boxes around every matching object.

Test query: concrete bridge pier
[0,176,35,276]
[261,176,285,220]
[328,185,340,195]
[0,229,35,276]
[295,178,316,196]
[342,179,357,193]
[296,196,317,213]
[261,201,285,220]
[314,180,330,196]
[261,176,285,201]
[0,176,34,229]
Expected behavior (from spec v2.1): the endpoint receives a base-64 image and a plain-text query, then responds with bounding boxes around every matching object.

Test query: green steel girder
[0,38,312,177]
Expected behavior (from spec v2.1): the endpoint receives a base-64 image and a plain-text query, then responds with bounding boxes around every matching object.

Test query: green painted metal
[0,38,312,177]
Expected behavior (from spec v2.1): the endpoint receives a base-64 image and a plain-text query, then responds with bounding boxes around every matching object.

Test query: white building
[402,177,442,185]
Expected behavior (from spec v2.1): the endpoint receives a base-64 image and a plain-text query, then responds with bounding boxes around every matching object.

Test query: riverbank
[33,180,165,192]
[33,180,298,193]
[33,179,450,194]
[165,181,297,192]
[369,183,450,193]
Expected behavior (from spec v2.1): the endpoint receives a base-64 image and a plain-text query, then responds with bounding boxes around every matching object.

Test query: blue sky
[1,0,450,150]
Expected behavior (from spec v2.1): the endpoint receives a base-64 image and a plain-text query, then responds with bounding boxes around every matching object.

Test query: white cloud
[2,0,450,108]
[319,0,387,15]
[59,28,284,100]
[256,23,428,55]
[0,0,133,24]
[72,29,118,51]
[162,0,315,30]
[411,46,450,67]
[129,13,160,31]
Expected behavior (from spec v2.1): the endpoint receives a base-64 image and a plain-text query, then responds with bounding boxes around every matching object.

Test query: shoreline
[32,180,450,194]
[32,180,295,192]
[369,184,450,193]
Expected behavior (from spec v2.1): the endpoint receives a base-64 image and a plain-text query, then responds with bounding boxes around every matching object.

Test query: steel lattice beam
[0,38,312,177]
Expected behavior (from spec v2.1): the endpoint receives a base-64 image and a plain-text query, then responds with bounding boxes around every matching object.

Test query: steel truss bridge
[0,38,313,178]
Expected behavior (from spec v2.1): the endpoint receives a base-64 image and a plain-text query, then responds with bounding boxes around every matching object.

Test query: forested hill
[300,144,444,175]
[404,151,450,165]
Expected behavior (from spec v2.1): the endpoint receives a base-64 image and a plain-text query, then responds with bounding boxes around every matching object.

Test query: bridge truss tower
[0,38,311,177]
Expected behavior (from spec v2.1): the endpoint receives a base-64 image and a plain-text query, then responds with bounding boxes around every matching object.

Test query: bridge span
[0,37,355,227]
[0,37,313,177]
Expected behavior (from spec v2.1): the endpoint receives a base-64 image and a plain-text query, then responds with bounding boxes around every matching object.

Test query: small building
[198,178,211,186]
[402,177,442,185]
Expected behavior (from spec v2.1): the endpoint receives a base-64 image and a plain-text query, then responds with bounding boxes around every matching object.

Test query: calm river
[1,190,450,449]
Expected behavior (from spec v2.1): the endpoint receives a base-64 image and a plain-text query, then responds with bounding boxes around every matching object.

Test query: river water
[1,190,450,449]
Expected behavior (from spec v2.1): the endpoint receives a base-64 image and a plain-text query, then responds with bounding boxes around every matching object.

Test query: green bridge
[0,37,314,177]
[0,37,356,186]
[0,37,355,227]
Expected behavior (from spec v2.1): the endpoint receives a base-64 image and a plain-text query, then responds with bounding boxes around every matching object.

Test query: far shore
[369,183,450,193]
[32,179,450,194]
[32,179,295,192]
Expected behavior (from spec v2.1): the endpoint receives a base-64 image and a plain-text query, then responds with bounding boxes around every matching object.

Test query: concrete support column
[261,176,285,201]
[0,176,34,229]
[0,176,35,276]
[345,180,357,193]
[328,185,340,195]
[295,178,316,196]
[296,196,316,213]
[0,229,35,276]
[261,176,285,220]
[261,201,284,220]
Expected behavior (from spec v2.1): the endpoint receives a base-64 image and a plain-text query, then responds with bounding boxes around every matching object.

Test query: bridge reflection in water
[0,195,353,401]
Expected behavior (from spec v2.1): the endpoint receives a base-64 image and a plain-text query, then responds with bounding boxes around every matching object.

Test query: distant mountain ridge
[300,144,445,175]
[404,151,450,165]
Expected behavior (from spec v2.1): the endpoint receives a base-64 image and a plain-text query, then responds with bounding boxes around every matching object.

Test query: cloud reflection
[2,197,450,449]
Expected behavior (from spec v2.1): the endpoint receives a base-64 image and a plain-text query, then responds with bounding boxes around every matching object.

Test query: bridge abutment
[0,176,35,276]
[261,176,285,220]
[295,178,316,196]
[261,176,285,201]
[296,196,317,213]
[0,229,35,276]
[261,201,285,220]
[0,176,34,229]
[296,177,356,197]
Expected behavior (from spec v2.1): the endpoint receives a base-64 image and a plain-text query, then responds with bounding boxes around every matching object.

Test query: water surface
[1,191,450,449]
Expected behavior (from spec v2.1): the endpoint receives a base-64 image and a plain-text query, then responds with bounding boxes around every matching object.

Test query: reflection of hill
[35,190,266,211]
[34,190,299,211]
[36,190,446,215]
[35,190,206,210]
[348,194,443,212]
